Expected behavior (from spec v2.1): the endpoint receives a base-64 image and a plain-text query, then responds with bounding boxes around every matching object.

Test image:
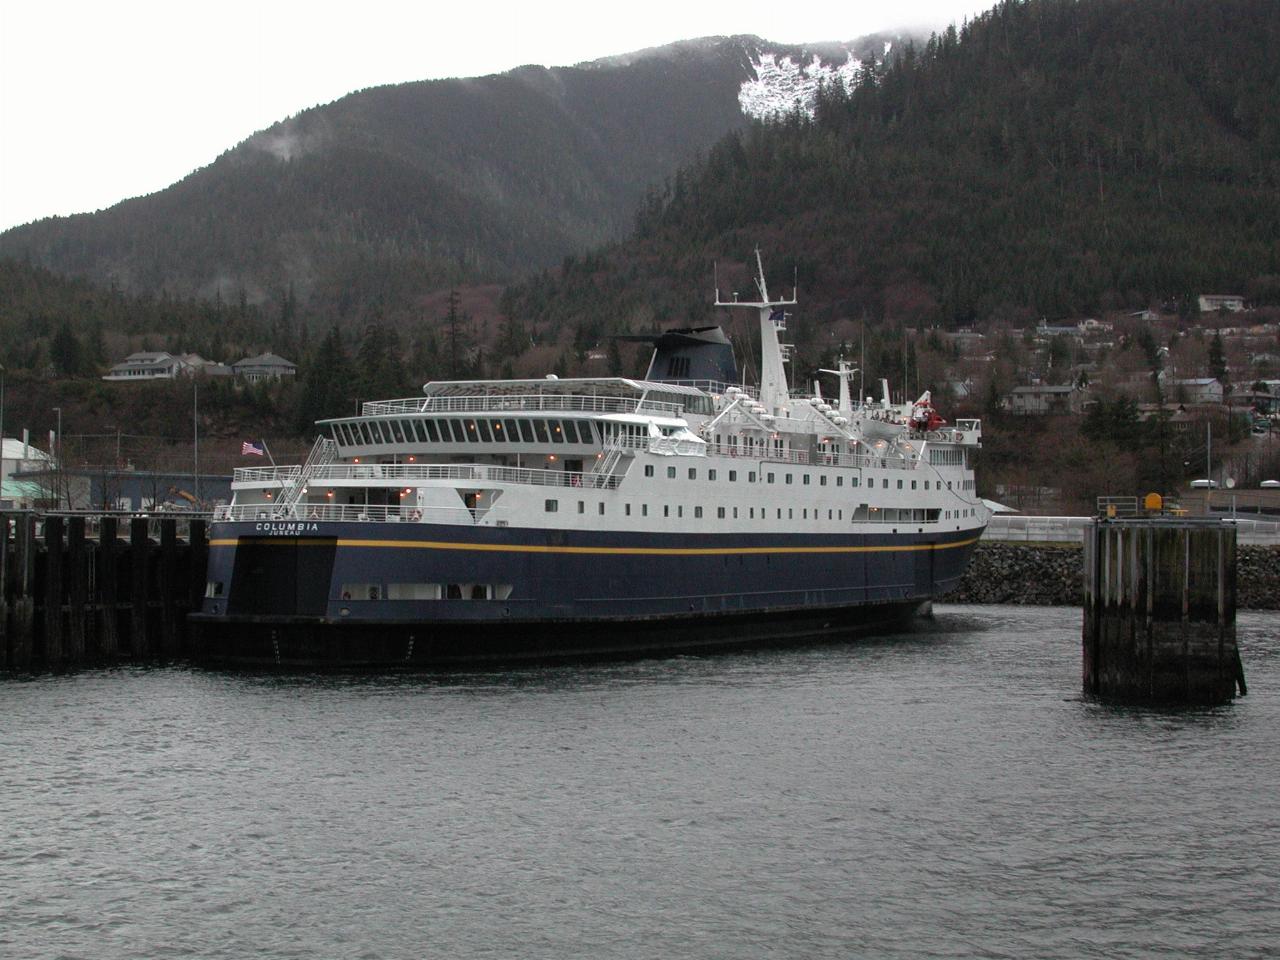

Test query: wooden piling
[67,517,88,662]
[11,513,36,670]
[0,513,10,669]
[159,519,179,659]
[98,516,119,659]
[1083,519,1243,705]
[43,516,65,666]
[130,518,151,658]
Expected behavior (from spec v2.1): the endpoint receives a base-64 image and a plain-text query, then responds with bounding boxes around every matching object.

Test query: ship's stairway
[589,444,625,489]
[276,436,338,514]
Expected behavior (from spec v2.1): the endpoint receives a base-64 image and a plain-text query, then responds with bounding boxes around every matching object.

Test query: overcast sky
[0,0,990,232]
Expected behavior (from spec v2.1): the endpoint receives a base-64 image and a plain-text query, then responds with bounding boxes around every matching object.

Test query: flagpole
[261,439,277,467]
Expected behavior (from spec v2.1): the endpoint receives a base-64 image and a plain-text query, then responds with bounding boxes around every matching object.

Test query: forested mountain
[506,0,1280,338]
[0,34,899,325]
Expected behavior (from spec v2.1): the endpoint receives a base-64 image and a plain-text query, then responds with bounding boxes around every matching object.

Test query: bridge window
[545,499,558,512]
[667,466,676,478]
[532,420,550,444]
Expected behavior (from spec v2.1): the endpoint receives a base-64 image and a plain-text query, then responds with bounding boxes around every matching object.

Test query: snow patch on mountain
[738,52,862,120]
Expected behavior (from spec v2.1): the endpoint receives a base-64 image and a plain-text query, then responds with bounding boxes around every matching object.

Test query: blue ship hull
[190,520,982,667]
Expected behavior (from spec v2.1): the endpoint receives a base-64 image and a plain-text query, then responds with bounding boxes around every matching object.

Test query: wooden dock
[0,512,208,671]
[1083,519,1246,705]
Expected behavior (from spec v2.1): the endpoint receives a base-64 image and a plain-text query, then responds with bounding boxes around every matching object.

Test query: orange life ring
[410,509,422,521]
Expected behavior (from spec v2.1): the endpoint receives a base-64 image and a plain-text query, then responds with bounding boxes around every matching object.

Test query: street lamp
[52,406,62,509]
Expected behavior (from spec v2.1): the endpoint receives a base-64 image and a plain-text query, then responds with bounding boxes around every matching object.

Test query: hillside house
[1167,378,1224,404]
[102,351,193,381]
[1006,383,1088,415]
[233,353,297,382]
[1198,294,1245,313]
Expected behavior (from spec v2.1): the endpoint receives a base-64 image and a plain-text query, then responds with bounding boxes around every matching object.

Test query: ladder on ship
[276,436,338,515]
[589,443,624,489]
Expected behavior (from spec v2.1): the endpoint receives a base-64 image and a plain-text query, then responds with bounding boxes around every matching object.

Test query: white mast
[819,359,858,418]
[715,249,796,415]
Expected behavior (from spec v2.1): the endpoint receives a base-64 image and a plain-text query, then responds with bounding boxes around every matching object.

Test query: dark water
[3,606,1278,960]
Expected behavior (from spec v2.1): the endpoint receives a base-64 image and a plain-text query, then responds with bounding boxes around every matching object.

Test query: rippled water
[3,606,1279,959]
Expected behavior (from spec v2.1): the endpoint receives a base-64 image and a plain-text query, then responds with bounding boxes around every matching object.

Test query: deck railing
[212,503,495,525]
[360,394,686,417]
[233,461,624,490]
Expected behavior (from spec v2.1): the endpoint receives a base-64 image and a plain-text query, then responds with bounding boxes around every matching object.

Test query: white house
[233,353,297,382]
[102,351,193,381]
[1198,294,1245,313]
[1167,377,1225,404]
[1,437,55,508]
[1006,384,1088,415]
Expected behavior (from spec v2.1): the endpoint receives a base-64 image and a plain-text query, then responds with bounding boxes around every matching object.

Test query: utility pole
[193,380,200,504]
[52,406,63,509]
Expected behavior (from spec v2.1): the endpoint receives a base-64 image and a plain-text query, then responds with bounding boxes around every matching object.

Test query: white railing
[703,443,919,471]
[361,394,686,417]
[983,515,1091,543]
[982,514,1280,546]
[233,461,626,491]
[233,465,301,483]
[213,503,493,525]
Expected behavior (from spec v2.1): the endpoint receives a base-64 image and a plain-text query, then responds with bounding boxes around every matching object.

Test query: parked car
[1261,480,1280,488]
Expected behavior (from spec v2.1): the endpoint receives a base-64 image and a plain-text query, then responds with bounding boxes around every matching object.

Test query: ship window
[532,420,550,443]
[897,479,904,489]
[911,480,917,490]
[750,507,755,519]
[578,421,596,444]
[708,469,717,481]
[477,419,493,442]
[733,507,739,518]
[626,504,632,516]
[688,468,697,480]
[545,499,558,512]
[394,421,410,443]
[470,584,488,600]
[578,501,585,514]
[645,465,654,477]
[803,509,807,519]
[204,581,224,598]
[803,475,811,485]
[642,505,648,516]
[380,421,395,443]
[729,471,737,482]
[452,419,469,441]
[340,583,382,601]
[386,583,442,600]
[663,505,670,517]
[927,509,940,521]
[550,421,565,443]
[446,584,463,599]
[667,466,676,478]
[767,473,775,483]
[599,503,605,515]
[420,420,436,442]
[465,419,480,440]
[787,509,793,519]
[785,474,793,484]
[717,507,725,518]
[749,472,756,482]
[359,423,376,445]
[503,418,520,440]
[836,476,843,487]
[694,506,702,518]
[852,477,860,488]
[820,476,827,486]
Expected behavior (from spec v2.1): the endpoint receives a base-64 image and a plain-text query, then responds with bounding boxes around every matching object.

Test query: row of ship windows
[333,417,597,448]
[643,463,955,491]
[338,583,515,601]
[204,581,517,601]
[544,500,980,523]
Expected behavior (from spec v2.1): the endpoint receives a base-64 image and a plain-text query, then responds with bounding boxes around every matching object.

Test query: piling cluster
[1083,519,1245,705]
[0,513,207,671]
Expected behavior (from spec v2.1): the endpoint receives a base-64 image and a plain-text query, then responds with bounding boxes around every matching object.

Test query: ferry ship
[191,258,988,666]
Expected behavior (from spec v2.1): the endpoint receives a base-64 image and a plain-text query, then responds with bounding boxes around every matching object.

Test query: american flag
[241,440,265,456]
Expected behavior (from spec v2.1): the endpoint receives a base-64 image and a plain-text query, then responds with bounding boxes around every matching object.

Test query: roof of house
[1010,384,1079,394]
[1,438,52,461]
[234,352,296,369]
